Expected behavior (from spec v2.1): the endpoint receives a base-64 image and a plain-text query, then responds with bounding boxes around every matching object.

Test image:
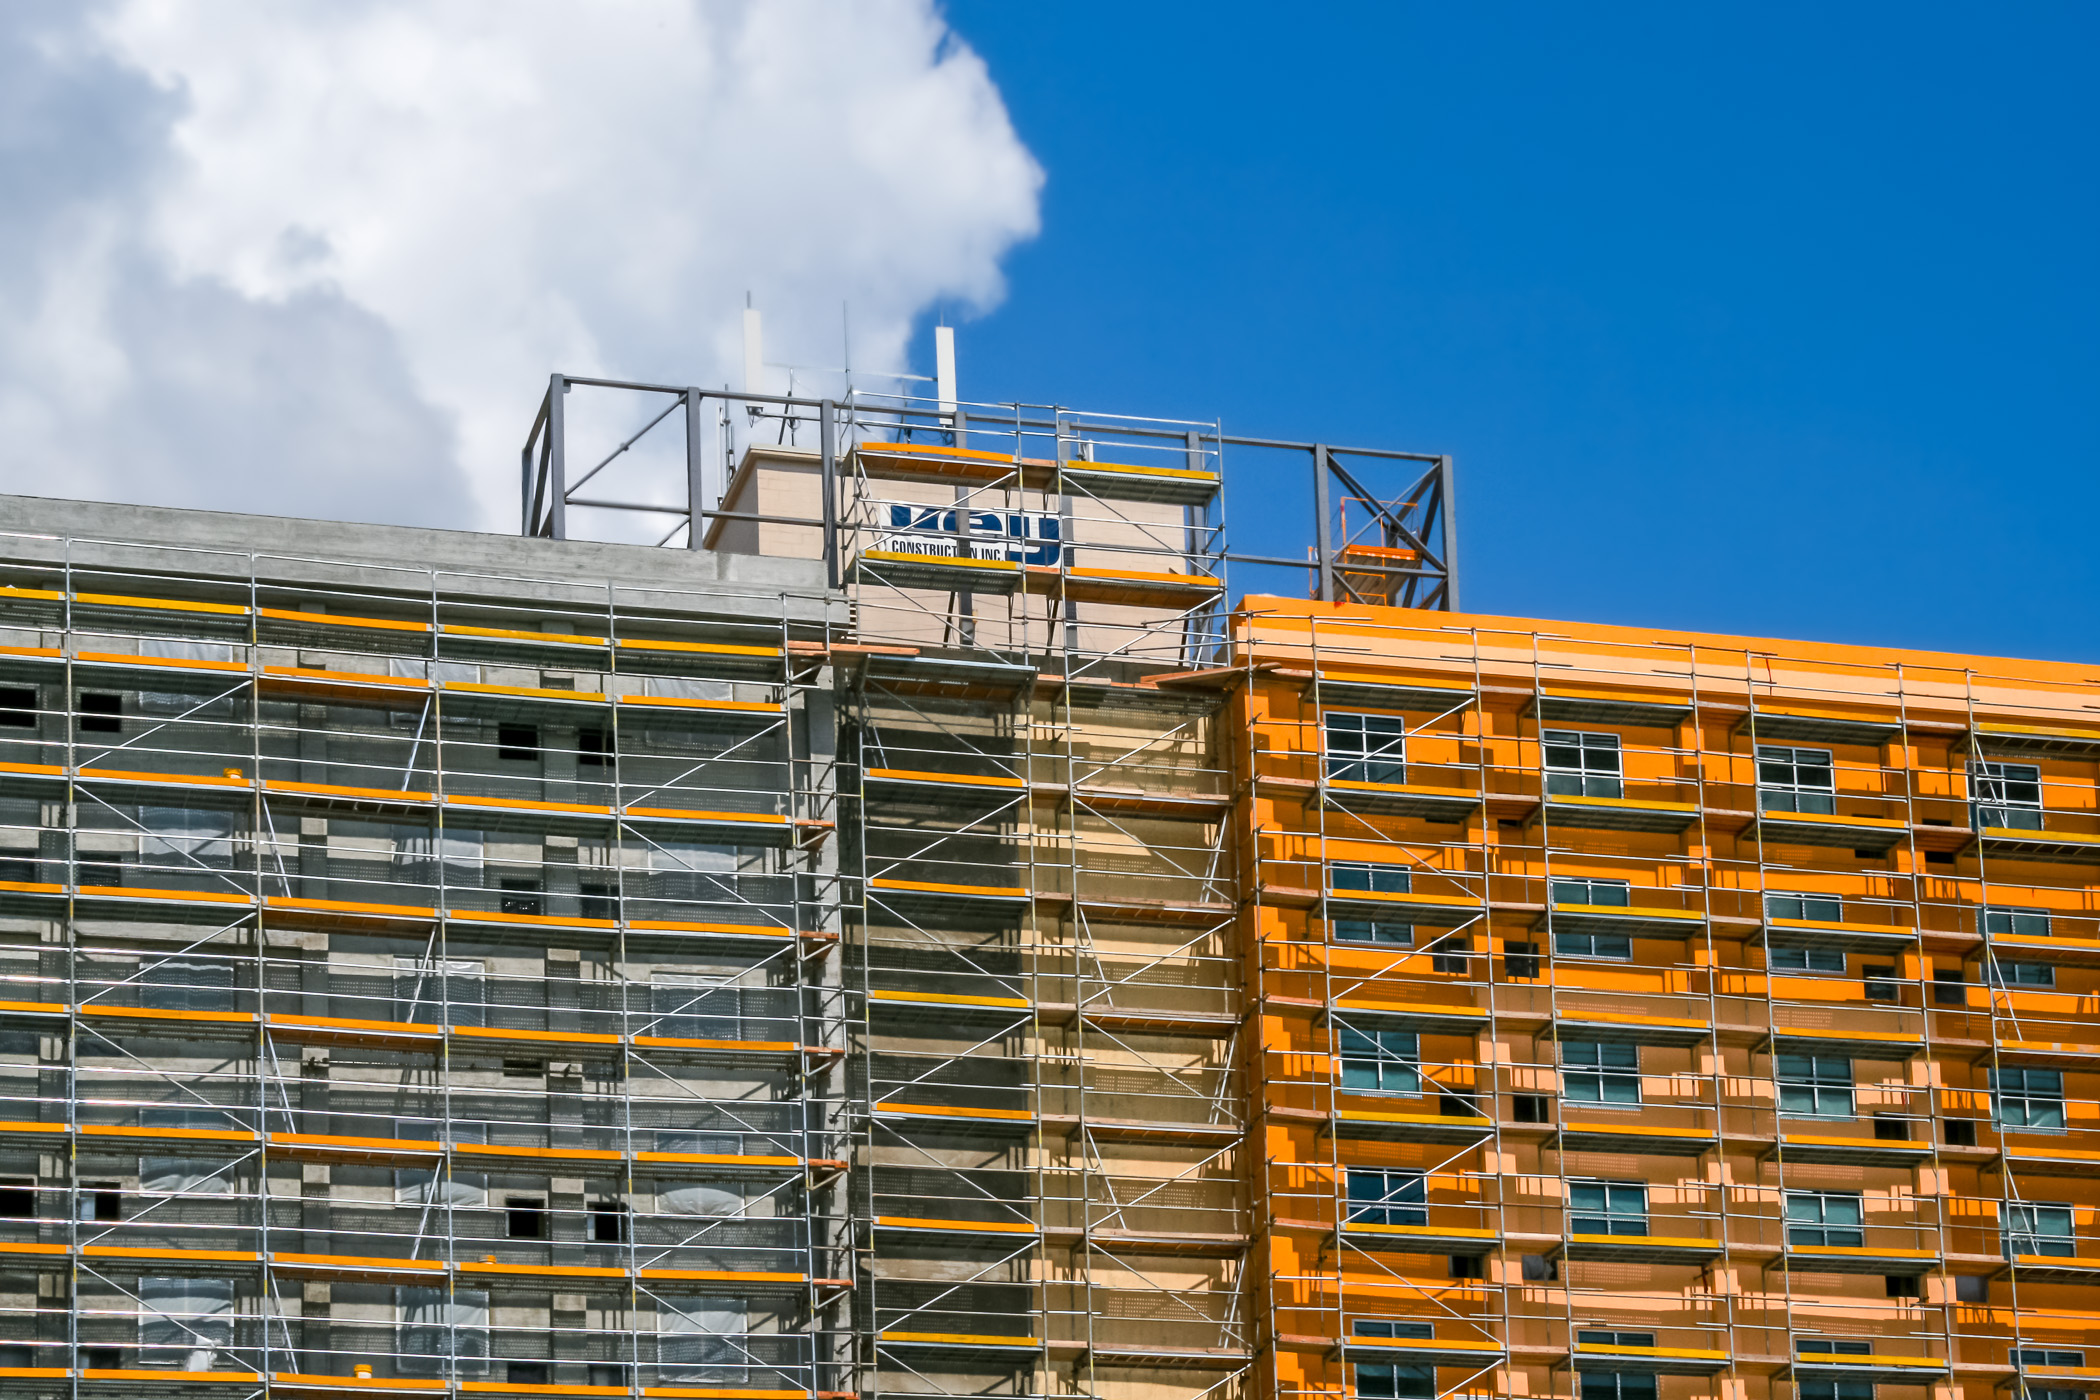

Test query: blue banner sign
[876,503,1064,566]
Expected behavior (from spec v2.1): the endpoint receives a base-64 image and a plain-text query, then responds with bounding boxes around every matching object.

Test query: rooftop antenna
[935,325,957,419]
[742,296,763,395]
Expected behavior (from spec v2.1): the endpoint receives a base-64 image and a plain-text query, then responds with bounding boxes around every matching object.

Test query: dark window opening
[1437,1093,1477,1119]
[500,879,543,917]
[1521,1253,1558,1282]
[1449,1253,1485,1279]
[1944,1119,1976,1147]
[1926,850,1956,865]
[505,1197,547,1239]
[0,686,36,728]
[0,1179,34,1218]
[578,726,611,767]
[497,722,539,760]
[1886,1274,1921,1298]
[502,1059,543,1080]
[581,882,616,922]
[1503,941,1540,980]
[590,1199,629,1243]
[82,1185,122,1222]
[1933,969,1967,1006]
[1430,936,1470,975]
[83,1347,122,1370]
[507,1362,550,1385]
[1513,1094,1549,1124]
[77,692,121,734]
[1873,1114,1910,1142]
[1955,1274,1988,1303]
[1863,965,1898,1001]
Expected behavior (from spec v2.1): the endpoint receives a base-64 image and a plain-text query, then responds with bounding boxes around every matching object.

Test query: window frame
[1756,744,1836,815]
[2005,1202,2076,1258]
[1543,729,1625,800]
[1329,863,1414,946]
[1776,1054,1856,1120]
[1560,1040,1641,1106]
[1337,1025,1422,1096]
[1785,1190,1865,1248]
[1568,1180,1648,1237]
[1973,760,2044,831]
[1344,1169,1428,1228]
[1324,711,1407,786]
[1550,878,1633,960]
[1993,1067,2066,1132]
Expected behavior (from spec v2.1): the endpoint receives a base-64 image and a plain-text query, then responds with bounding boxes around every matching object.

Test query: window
[1551,878,1631,959]
[1352,1320,1434,1400]
[1325,712,1406,785]
[1422,935,1469,975]
[580,881,617,923]
[1767,893,1844,924]
[499,879,543,917]
[658,1297,746,1384]
[1796,1339,1874,1400]
[1757,745,1835,814]
[652,975,743,1041]
[1578,1331,1658,1400]
[80,1183,121,1222]
[579,726,612,768]
[1993,1068,2065,1131]
[0,1179,31,1218]
[399,1287,489,1376]
[1771,944,1846,973]
[1786,1191,1865,1248]
[394,957,486,1028]
[1502,941,1540,980]
[1973,761,2043,831]
[138,1277,233,1371]
[591,1199,630,1243]
[1560,1041,1640,1105]
[1345,1169,1427,1227]
[2005,1203,2076,1258]
[506,1196,546,1240]
[1991,959,2054,989]
[1338,1026,1421,1095]
[1863,965,1899,1000]
[497,722,539,761]
[1544,730,1623,799]
[76,692,121,734]
[1569,1182,1647,1236]
[1986,907,2052,940]
[2016,1350,2085,1400]
[0,687,35,727]
[1552,877,1629,908]
[1329,863,1413,946]
[139,959,236,1012]
[1777,1055,1854,1119]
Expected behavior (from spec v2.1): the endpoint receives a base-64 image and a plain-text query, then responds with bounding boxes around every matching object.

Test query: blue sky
[944,3,2099,662]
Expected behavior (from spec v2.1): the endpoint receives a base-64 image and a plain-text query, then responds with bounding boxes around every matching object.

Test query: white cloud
[0,0,1041,534]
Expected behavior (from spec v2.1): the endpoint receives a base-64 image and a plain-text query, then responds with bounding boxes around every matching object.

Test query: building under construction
[0,376,2089,1400]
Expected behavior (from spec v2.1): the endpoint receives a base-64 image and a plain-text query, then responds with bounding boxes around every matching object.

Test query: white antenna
[934,325,957,417]
[742,306,764,393]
